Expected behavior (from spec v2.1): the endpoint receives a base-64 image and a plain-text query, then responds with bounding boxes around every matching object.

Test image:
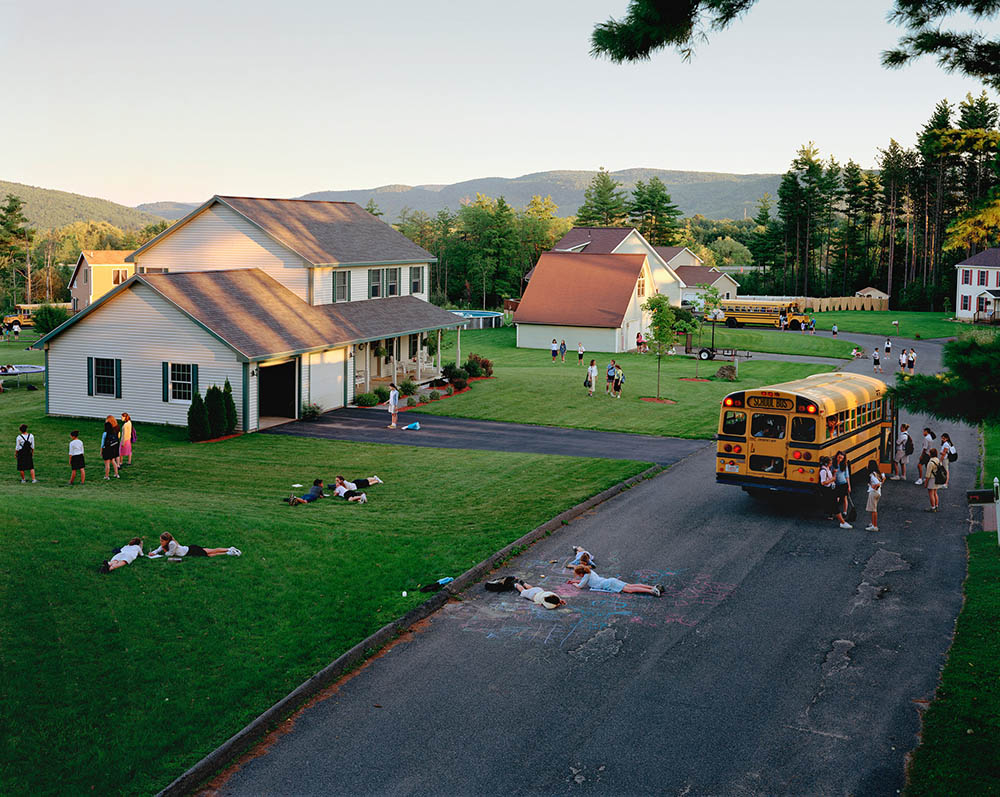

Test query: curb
[156,462,663,796]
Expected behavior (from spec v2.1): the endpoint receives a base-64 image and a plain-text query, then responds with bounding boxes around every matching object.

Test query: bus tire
[726,317,738,328]
[789,320,801,330]
[698,348,714,361]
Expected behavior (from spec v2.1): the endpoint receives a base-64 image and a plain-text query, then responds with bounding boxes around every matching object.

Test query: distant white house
[955,250,1000,322]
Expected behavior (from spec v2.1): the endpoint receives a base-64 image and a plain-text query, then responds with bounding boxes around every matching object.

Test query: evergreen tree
[223,378,238,434]
[364,198,384,217]
[205,385,226,439]
[187,392,210,442]
[575,168,628,227]
[628,176,682,244]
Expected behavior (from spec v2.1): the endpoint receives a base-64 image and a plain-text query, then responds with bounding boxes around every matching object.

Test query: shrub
[399,378,418,396]
[429,390,441,401]
[451,377,468,392]
[205,385,226,438]
[463,358,483,378]
[445,385,454,396]
[374,385,390,403]
[32,303,70,335]
[355,392,378,407]
[442,362,460,381]
[301,402,323,420]
[468,353,494,377]
[187,392,210,441]
[222,378,238,433]
[406,396,417,407]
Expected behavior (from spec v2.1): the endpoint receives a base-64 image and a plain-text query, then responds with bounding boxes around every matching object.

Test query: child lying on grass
[288,479,327,506]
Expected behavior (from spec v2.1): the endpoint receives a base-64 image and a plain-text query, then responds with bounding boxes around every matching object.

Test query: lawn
[415,328,837,438]
[0,386,649,795]
[687,324,854,359]
[809,310,964,340]
[904,424,1000,795]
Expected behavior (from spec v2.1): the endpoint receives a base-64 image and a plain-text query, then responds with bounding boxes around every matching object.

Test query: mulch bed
[639,397,677,404]
[390,376,495,411]
[679,377,711,382]
[193,432,245,444]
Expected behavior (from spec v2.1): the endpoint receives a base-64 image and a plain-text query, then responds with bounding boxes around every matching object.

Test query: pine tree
[364,198,384,217]
[575,168,628,227]
[223,378,238,434]
[628,176,682,245]
[205,385,226,439]
[187,392,210,442]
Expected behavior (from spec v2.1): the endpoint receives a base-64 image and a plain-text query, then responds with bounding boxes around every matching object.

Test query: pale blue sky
[2,0,997,207]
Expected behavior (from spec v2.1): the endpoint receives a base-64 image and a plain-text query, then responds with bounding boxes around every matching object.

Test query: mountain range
[1,180,165,230]
[138,168,782,222]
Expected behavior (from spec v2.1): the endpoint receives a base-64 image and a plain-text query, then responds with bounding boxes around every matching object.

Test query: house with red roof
[513,251,654,353]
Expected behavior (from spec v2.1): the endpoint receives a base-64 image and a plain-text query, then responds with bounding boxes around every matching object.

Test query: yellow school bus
[717,299,811,330]
[716,373,896,495]
[3,303,72,327]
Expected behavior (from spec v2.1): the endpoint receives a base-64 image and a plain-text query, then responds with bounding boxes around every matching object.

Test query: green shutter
[346,270,351,301]
[368,269,375,299]
[114,359,122,398]
[162,362,169,402]
[332,271,339,302]
[192,364,199,397]
[87,357,94,396]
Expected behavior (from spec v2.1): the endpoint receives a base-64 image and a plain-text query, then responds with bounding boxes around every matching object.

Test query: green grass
[810,311,964,340]
[688,324,854,359]
[416,328,836,438]
[905,424,1000,795]
[0,387,648,795]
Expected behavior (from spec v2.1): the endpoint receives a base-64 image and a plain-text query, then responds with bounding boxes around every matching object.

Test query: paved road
[264,408,709,466]
[221,338,972,796]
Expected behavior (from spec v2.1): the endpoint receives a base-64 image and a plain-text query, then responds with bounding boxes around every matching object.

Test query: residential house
[69,250,135,312]
[38,197,465,431]
[513,252,653,353]
[955,250,1000,322]
[855,287,889,300]
[662,259,740,304]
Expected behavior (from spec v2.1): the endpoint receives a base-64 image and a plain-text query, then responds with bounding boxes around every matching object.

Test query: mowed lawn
[0,387,648,796]
[415,328,836,438]
[688,324,854,359]
[810,310,963,339]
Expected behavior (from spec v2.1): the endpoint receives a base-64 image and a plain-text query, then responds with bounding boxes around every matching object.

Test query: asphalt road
[220,335,973,796]
[264,408,709,466]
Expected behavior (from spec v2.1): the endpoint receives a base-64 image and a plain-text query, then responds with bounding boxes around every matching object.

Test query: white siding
[345,263,432,303]
[614,231,681,305]
[308,347,348,411]
[133,203,311,300]
[516,324,618,354]
[45,284,250,430]
[247,368,258,431]
[346,354,355,404]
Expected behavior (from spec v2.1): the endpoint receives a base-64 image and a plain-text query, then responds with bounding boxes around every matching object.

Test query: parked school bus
[717,299,811,330]
[3,303,72,327]
[716,373,896,495]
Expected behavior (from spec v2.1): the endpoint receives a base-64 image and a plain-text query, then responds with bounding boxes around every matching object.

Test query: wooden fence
[739,295,889,312]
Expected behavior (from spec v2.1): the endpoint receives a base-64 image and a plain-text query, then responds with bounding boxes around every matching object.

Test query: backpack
[484,576,517,592]
[931,461,947,485]
[948,447,958,463]
[904,434,914,456]
[18,434,32,454]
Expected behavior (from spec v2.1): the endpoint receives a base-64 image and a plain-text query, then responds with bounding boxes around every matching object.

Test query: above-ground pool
[450,310,505,329]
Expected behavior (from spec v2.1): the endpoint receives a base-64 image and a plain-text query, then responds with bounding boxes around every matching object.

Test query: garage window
[170,363,193,401]
[94,358,117,396]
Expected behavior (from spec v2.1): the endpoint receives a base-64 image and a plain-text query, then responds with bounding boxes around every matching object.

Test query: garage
[258,360,297,425]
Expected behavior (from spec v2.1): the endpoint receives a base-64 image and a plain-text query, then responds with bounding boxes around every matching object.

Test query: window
[83,269,88,284]
[170,363,193,401]
[751,413,786,439]
[978,295,988,312]
[138,267,168,274]
[962,269,972,285]
[962,295,971,311]
[72,297,78,311]
[722,411,746,436]
[979,270,988,286]
[112,269,129,285]
[791,417,816,442]
[637,274,646,297]
[411,266,424,295]
[333,270,350,303]
[749,455,784,474]
[94,358,116,396]
[386,268,400,297]
[369,269,382,298]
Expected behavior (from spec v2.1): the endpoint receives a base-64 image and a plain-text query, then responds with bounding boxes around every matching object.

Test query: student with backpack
[924,448,944,512]
[15,423,36,483]
[938,433,957,488]
[916,427,937,485]
[891,424,912,480]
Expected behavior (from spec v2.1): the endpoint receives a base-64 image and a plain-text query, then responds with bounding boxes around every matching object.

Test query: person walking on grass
[916,427,936,485]
[831,323,838,337]
[387,382,399,429]
[924,448,943,512]
[586,359,598,397]
[118,412,135,467]
[939,433,957,488]
[605,360,616,395]
[15,423,36,483]
[11,321,20,342]
[68,430,85,485]
[891,423,911,480]
[612,364,625,398]
[569,565,662,596]
[101,416,121,480]
[551,339,559,363]
[865,460,885,532]
[559,340,567,363]
[872,347,882,374]
[148,531,240,558]
[100,537,143,574]
[577,342,585,365]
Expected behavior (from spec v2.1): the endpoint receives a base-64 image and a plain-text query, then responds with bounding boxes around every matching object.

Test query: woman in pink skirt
[119,412,135,466]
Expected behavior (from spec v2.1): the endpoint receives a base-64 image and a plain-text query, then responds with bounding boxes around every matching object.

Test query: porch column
[416,334,421,381]
[365,343,371,393]
[392,337,398,383]
[456,326,461,367]
[436,329,442,373]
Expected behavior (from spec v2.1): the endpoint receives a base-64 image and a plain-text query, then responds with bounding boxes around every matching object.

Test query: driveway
[264,408,710,466]
[219,341,974,795]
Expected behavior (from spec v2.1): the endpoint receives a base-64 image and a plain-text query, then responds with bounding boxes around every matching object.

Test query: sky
[2,0,998,207]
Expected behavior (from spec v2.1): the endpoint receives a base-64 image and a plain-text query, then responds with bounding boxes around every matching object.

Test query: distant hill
[141,168,782,224]
[0,180,165,229]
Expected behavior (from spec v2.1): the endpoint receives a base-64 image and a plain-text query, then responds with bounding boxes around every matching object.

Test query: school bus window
[751,413,786,439]
[722,411,746,436]
[850,408,857,430]
[791,416,816,442]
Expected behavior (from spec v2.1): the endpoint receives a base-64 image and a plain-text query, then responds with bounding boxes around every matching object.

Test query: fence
[738,295,889,312]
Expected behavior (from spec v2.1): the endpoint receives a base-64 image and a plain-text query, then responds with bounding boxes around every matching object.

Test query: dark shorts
[187,545,208,557]
[352,478,372,488]
[907,360,914,368]
[578,353,584,361]
[342,489,361,499]
[834,482,849,499]
[102,444,119,461]
[613,379,623,391]
[16,450,33,470]
[70,454,85,470]
[606,373,614,383]
[919,451,930,465]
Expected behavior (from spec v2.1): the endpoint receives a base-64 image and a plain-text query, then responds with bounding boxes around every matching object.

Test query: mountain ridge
[1,180,165,230]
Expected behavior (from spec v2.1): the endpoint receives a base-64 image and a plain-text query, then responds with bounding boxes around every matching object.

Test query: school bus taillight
[733,445,742,453]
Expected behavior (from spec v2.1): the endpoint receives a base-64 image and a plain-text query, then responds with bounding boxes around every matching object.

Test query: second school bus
[717,299,811,330]
[715,373,896,494]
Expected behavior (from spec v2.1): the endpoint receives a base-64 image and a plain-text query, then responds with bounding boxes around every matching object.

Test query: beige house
[855,286,889,300]
[514,252,653,353]
[667,262,740,304]
[69,250,135,312]
[38,197,465,431]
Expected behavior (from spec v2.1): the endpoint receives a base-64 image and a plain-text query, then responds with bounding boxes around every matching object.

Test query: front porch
[352,326,465,395]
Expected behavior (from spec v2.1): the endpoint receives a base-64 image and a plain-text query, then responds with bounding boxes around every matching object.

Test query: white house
[514,252,653,353]
[955,250,1000,322]
[665,261,740,304]
[37,197,465,431]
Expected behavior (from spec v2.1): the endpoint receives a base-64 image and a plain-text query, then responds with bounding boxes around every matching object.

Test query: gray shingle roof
[552,227,634,253]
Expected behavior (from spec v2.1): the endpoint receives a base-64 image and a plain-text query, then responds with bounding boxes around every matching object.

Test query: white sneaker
[372,475,383,484]
[359,493,368,503]
[31,479,37,483]
[915,478,923,485]
[889,475,901,481]
[865,524,877,531]
[20,479,25,484]
[839,522,853,529]
[227,547,242,556]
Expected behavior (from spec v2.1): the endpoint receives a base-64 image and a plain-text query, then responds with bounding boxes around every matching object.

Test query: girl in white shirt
[865,460,885,532]
[586,359,598,398]
[148,531,240,559]
[938,433,956,488]
[101,537,144,573]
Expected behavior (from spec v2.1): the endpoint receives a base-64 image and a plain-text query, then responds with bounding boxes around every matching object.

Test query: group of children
[100,532,242,574]
[512,545,664,609]
[13,413,137,486]
[287,474,385,506]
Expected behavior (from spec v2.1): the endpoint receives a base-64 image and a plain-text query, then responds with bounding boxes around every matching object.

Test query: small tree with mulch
[187,392,210,442]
